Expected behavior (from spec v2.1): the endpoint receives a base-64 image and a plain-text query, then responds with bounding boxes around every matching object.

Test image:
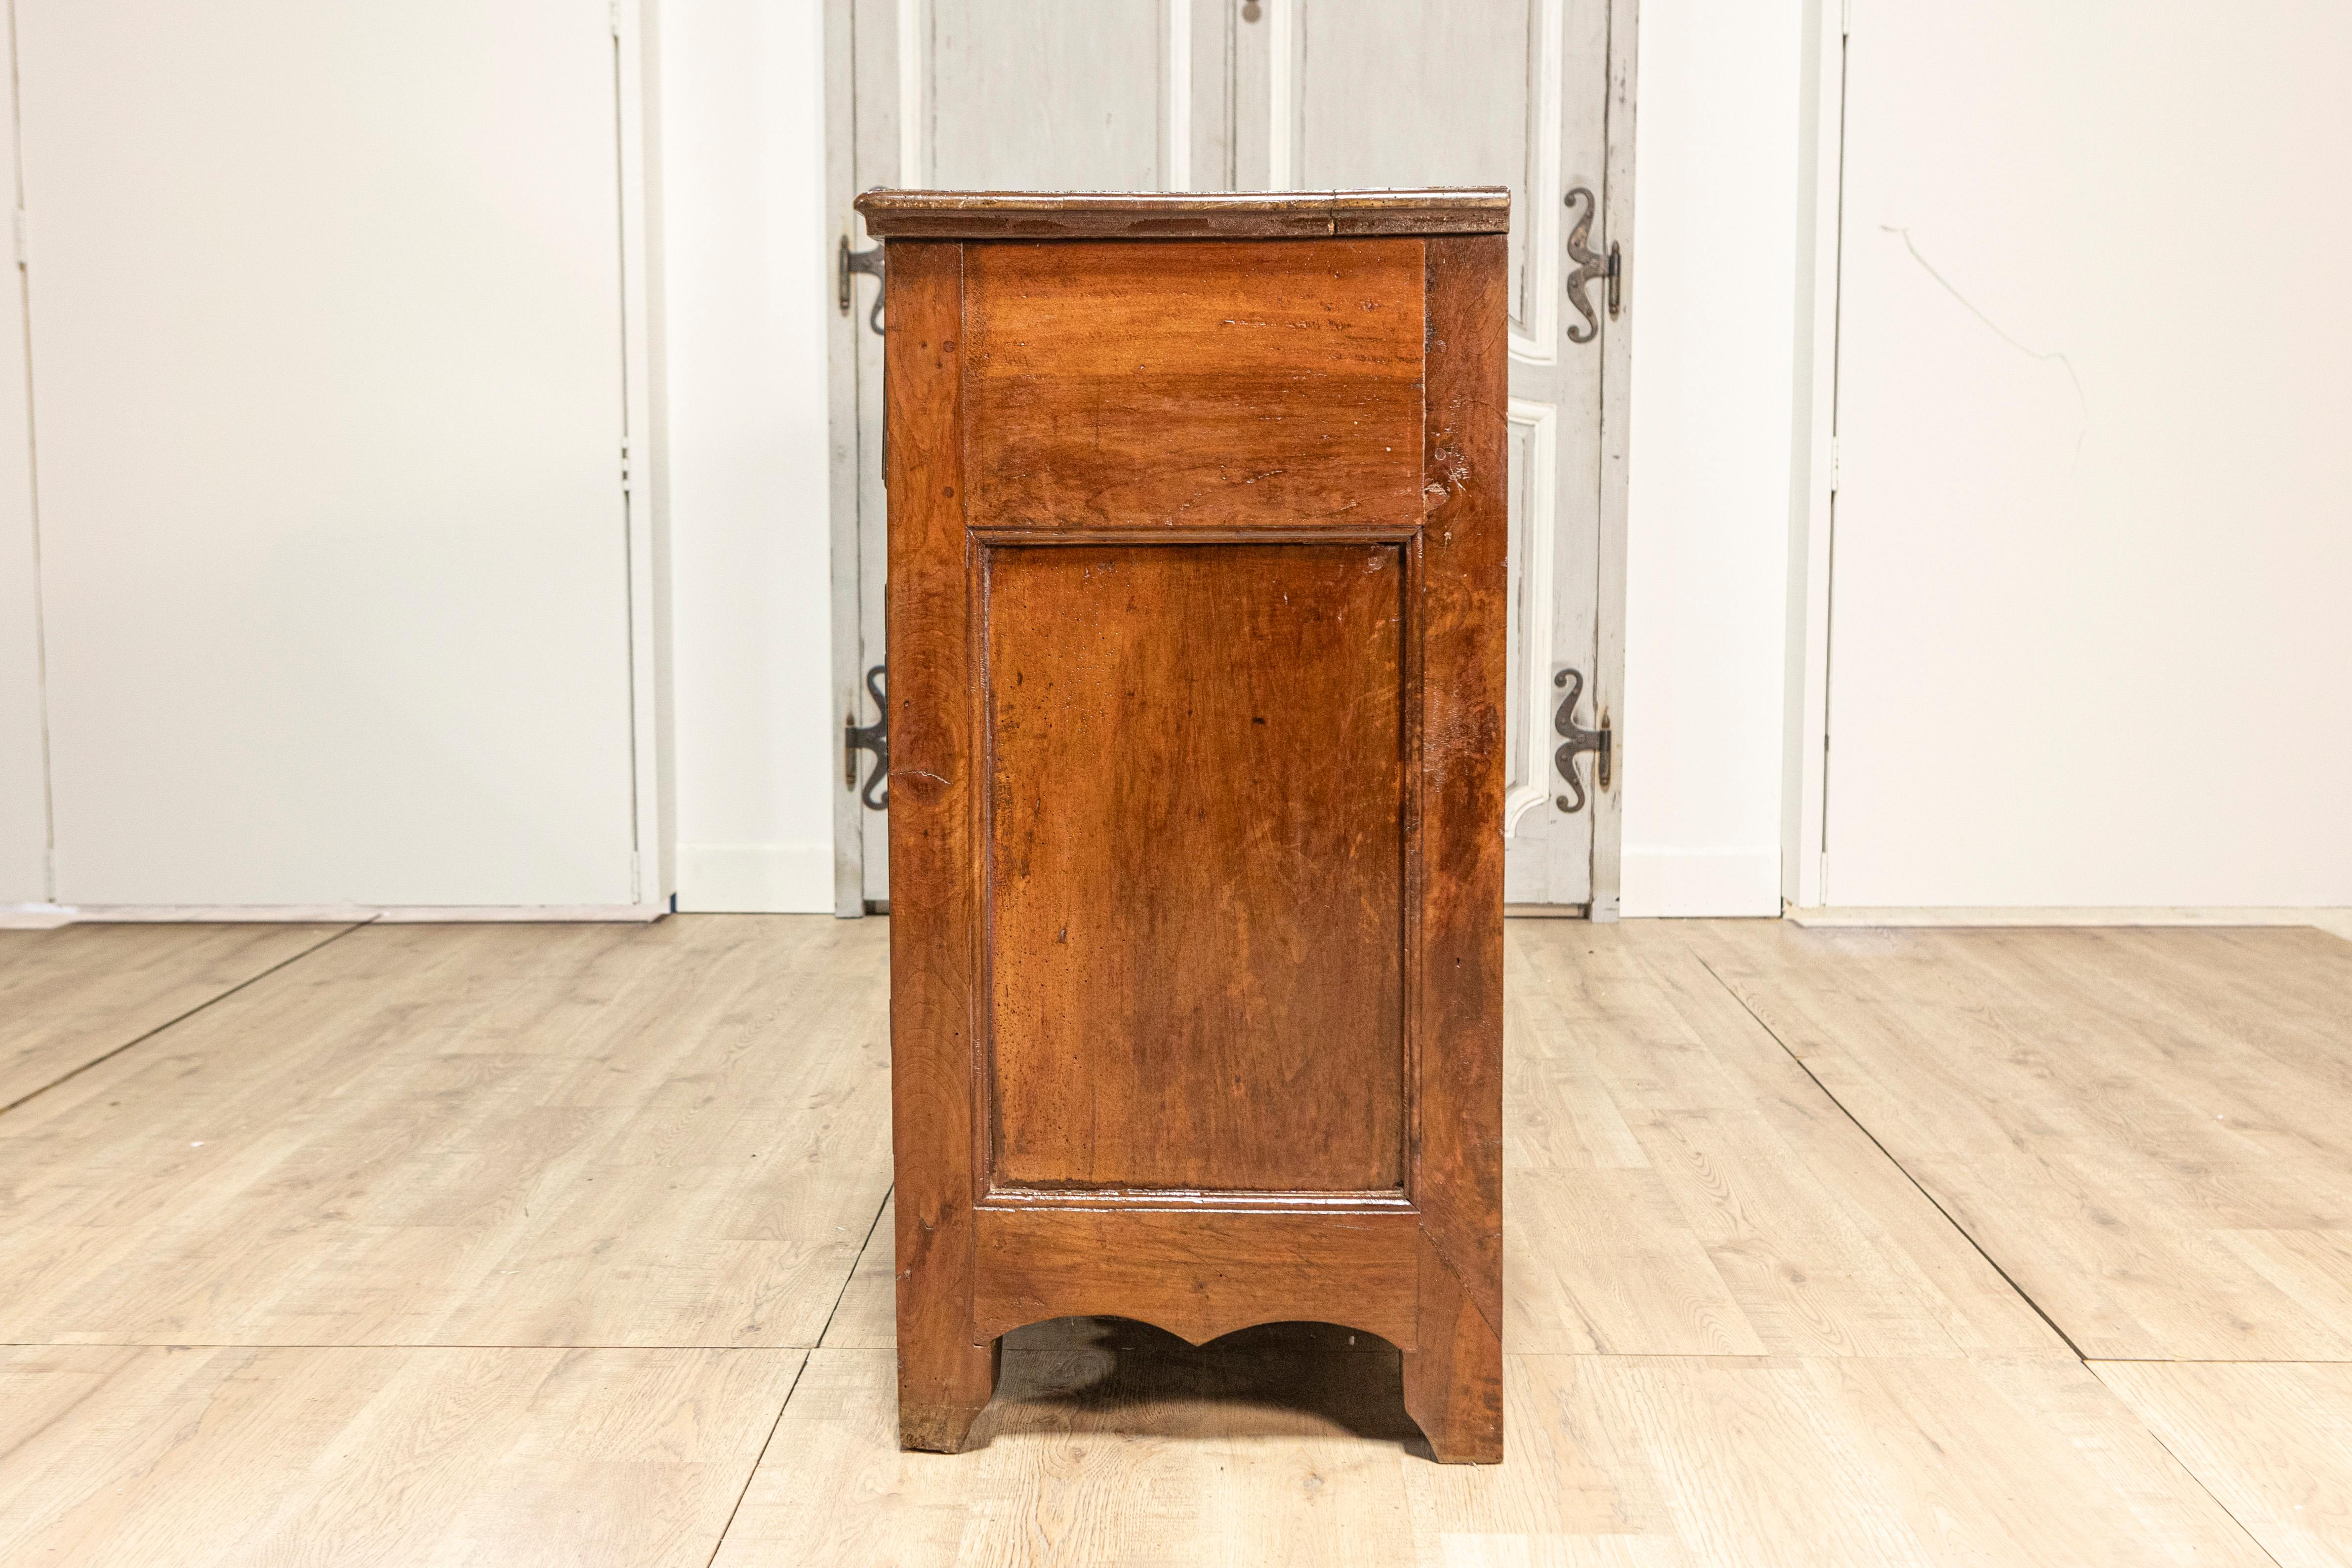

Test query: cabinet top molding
[853,187,1511,240]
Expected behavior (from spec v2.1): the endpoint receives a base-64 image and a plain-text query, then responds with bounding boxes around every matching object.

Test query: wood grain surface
[5,915,2345,1561]
[713,1342,2270,1567]
[2096,1359,2352,1568]
[888,226,1504,1458]
[971,1207,1419,1348]
[880,238,1000,1452]
[0,1344,801,1568]
[1691,921,2352,1360]
[853,187,1511,240]
[0,922,351,1109]
[984,542,1407,1192]
[0,918,892,1348]
[1503,922,2063,1358]
[1402,236,1510,1447]
[963,238,1426,532]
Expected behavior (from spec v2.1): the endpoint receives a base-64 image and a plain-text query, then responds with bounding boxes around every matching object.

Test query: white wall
[1618,0,1808,916]
[1819,0,2352,907]
[660,0,838,913]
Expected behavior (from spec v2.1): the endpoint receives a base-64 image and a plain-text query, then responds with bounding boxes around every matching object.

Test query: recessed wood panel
[962,238,1426,531]
[983,542,1408,1193]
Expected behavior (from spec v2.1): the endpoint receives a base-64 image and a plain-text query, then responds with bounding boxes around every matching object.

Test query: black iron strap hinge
[1563,187,1622,343]
[838,237,885,334]
[1553,666,1612,813]
[844,664,889,810]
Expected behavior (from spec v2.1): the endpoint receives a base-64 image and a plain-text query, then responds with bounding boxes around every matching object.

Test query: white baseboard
[0,903,666,928]
[1620,847,1782,918]
[675,841,833,914]
[1788,906,2352,942]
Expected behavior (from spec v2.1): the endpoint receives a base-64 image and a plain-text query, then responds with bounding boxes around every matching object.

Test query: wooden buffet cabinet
[861,189,1506,1463]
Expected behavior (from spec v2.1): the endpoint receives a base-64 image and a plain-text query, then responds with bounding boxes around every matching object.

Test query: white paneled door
[17,1,649,907]
[830,0,1632,913]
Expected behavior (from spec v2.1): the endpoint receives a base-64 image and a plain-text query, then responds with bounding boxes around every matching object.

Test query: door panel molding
[1267,0,1295,188]
[1167,0,1192,190]
[1504,398,1558,833]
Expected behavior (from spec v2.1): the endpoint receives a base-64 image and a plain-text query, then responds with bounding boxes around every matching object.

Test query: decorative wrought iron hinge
[838,237,885,334]
[1553,666,1612,813]
[844,664,889,810]
[1563,187,1621,343]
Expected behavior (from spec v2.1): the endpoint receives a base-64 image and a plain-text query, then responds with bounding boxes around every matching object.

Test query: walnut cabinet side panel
[888,229,1506,1464]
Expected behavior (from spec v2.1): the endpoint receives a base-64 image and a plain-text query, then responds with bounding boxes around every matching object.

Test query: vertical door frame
[1781,0,1846,911]
[1587,0,1638,920]
[823,0,866,916]
[616,0,675,912]
[0,0,51,908]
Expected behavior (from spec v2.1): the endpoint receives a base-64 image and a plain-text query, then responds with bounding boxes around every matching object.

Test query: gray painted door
[838,0,1621,909]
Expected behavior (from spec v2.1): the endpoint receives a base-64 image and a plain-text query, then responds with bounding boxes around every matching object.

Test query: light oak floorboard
[2095,1360,2352,1568]
[11,913,2348,1563]
[0,922,352,1109]
[1502,922,2057,1357]
[1691,921,2352,1360]
[0,1342,801,1567]
[824,1192,898,1348]
[713,1339,2267,1567]
[0,916,892,1347]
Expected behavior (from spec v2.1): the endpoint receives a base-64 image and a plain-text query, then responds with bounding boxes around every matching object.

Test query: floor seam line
[0,919,375,1120]
[2084,1356,2352,1366]
[1687,947,2093,1364]
[703,1355,805,1568]
[2087,1362,2292,1568]
[813,1182,894,1350]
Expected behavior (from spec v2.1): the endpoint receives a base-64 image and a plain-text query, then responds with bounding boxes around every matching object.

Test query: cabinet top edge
[853,187,1512,239]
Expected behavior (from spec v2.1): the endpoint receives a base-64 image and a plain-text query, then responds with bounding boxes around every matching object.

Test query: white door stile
[1587,0,1638,920]
[1780,0,1845,913]
[614,0,674,913]
[824,0,867,917]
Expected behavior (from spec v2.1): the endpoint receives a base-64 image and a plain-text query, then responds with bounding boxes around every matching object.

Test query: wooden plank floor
[0,1343,802,1566]
[0,921,352,1110]
[0,916,893,1347]
[1,914,2346,1563]
[719,1341,2265,1567]
[2096,1361,2352,1568]
[1689,922,2352,1360]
